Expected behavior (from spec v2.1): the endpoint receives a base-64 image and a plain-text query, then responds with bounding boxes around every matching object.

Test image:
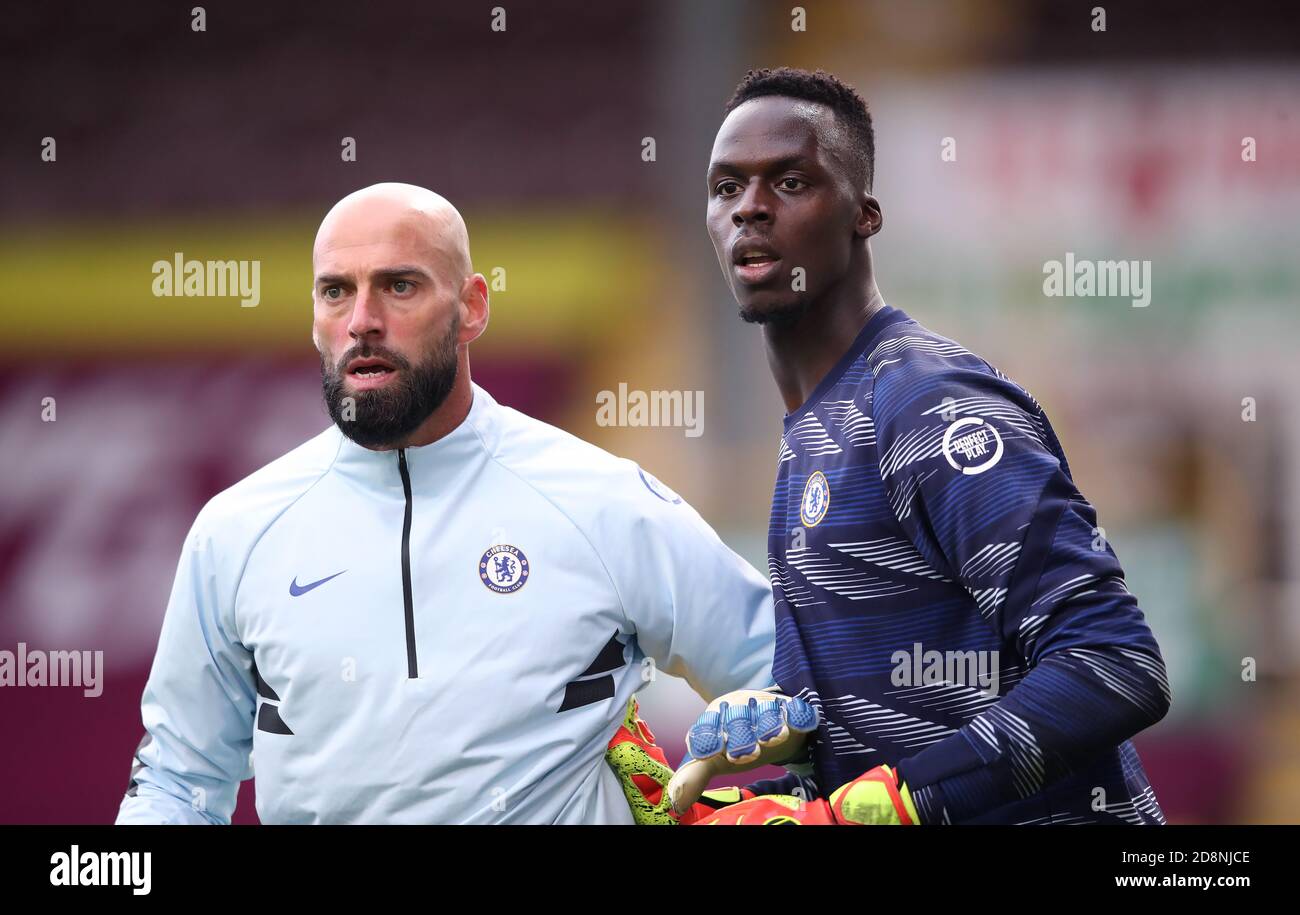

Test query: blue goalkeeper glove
[667,688,818,814]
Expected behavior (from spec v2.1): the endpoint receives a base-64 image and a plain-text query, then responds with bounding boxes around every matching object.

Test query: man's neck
[763,282,884,414]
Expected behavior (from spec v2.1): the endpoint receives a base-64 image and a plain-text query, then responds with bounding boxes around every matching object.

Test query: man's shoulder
[470,392,693,529]
[865,318,1034,425]
[860,318,1057,483]
[194,426,342,538]
[865,317,989,380]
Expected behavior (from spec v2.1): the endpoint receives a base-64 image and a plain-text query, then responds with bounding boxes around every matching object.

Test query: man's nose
[346,287,385,340]
[732,181,772,227]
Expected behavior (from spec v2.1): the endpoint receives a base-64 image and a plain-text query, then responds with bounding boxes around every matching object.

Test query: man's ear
[458,273,490,345]
[856,193,882,239]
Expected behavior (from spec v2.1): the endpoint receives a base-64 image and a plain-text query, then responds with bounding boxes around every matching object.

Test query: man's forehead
[313,245,435,280]
[710,97,833,166]
[313,209,441,272]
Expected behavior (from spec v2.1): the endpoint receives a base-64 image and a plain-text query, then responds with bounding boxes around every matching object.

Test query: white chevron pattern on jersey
[1031,573,1098,609]
[794,688,875,758]
[988,364,1049,418]
[973,704,1045,798]
[877,424,945,479]
[776,436,796,464]
[787,413,843,457]
[1017,613,1050,652]
[1106,798,1151,825]
[820,399,875,447]
[867,335,971,367]
[1074,784,1165,825]
[825,720,875,757]
[967,586,1012,622]
[959,542,1022,580]
[883,680,1002,720]
[820,693,956,749]
[969,587,1009,620]
[1122,784,1167,824]
[1065,648,1164,717]
[786,548,919,601]
[828,536,950,581]
[768,556,825,609]
[1014,812,1094,825]
[886,466,939,521]
[1119,646,1173,706]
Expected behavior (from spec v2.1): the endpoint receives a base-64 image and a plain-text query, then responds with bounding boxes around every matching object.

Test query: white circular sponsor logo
[800,471,830,527]
[941,417,1004,475]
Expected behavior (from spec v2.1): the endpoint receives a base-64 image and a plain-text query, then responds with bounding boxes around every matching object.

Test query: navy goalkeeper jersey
[768,305,1170,824]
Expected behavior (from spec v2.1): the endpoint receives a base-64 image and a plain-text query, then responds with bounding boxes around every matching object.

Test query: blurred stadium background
[2,0,1298,823]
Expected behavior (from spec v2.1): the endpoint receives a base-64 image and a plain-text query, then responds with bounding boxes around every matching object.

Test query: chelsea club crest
[479,544,530,594]
[800,471,830,527]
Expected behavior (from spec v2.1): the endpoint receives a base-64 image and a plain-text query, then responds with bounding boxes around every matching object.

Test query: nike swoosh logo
[289,570,346,597]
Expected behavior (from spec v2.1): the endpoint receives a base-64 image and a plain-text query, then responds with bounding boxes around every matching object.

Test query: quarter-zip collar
[326,383,497,680]
[330,384,492,491]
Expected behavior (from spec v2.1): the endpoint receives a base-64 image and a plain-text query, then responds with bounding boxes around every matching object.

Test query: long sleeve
[605,466,776,704]
[876,364,1171,823]
[116,510,256,825]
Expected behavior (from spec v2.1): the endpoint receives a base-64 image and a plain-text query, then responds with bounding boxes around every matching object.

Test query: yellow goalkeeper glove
[827,764,920,825]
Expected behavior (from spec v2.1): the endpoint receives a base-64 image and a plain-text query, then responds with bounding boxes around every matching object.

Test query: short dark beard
[321,320,460,449]
[738,297,809,326]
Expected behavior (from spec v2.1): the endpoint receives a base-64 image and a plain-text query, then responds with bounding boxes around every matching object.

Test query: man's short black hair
[724,67,875,192]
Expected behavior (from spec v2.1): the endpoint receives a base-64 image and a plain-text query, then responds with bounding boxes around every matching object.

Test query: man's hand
[690,765,920,825]
[666,688,818,814]
[827,764,920,825]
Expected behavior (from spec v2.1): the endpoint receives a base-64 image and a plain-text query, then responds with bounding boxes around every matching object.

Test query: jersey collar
[782,304,913,431]
[330,383,494,490]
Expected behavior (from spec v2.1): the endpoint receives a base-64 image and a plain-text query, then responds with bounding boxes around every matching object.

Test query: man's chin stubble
[738,297,809,327]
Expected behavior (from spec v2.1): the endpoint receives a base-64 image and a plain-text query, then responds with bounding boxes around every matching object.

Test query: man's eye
[715,180,740,196]
[392,280,410,294]
[323,286,343,300]
[779,177,805,191]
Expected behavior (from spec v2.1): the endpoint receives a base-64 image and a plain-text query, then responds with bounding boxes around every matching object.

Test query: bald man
[115,183,776,824]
